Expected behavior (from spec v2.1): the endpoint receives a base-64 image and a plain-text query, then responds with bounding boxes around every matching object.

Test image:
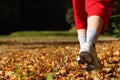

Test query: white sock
[86,29,99,44]
[78,34,86,48]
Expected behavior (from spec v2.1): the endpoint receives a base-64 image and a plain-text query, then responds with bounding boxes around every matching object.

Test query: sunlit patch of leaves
[0,40,119,80]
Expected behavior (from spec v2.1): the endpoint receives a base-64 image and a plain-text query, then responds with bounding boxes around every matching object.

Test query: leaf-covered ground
[0,40,120,80]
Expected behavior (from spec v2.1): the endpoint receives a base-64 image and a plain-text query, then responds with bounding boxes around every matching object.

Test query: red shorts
[72,0,115,34]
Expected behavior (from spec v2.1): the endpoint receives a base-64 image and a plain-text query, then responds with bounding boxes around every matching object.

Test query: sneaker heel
[77,54,85,64]
[78,59,85,64]
[86,64,93,71]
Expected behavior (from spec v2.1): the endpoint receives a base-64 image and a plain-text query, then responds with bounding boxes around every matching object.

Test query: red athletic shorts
[72,0,115,34]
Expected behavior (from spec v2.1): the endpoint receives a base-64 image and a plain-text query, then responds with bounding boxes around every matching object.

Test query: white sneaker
[77,42,101,71]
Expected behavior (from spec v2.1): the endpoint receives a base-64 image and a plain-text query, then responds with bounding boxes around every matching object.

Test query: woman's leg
[72,0,114,71]
[86,0,115,37]
[79,0,115,71]
[72,0,87,48]
[86,16,103,44]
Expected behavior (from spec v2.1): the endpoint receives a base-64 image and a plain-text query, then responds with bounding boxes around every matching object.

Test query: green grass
[0,27,119,42]
[9,30,77,37]
[0,27,78,42]
[3,27,77,37]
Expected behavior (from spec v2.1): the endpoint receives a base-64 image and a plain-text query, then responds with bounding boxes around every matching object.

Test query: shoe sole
[79,51,94,64]
[78,51,101,71]
[78,51,94,71]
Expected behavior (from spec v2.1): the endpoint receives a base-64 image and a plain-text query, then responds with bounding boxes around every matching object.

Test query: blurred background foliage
[0,0,119,36]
